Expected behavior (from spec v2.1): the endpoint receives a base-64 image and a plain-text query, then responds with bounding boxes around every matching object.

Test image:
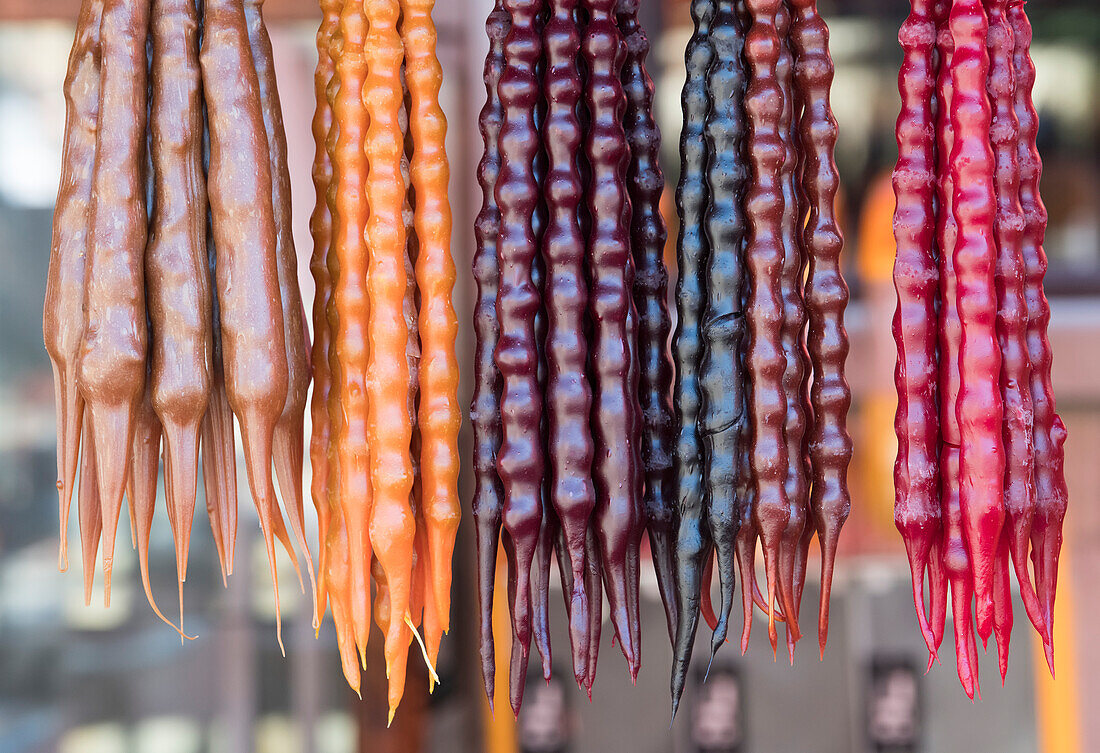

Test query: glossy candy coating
[495,0,546,716]
[986,0,1036,679]
[401,0,461,653]
[789,0,851,655]
[308,0,342,625]
[245,0,316,615]
[583,0,643,683]
[543,0,596,685]
[363,0,416,718]
[891,0,941,661]
[671,0,715,717]
[950,0,1004,648]
[44,0,104,573]
[1010,1,1067,673]
[744,0,790,653]
[78,0,152,606]
[472,0,509,707]
[148,0,212,621]
[699,0,749,659]
[774,1,808,652]
[201,0,290,650]
[617,0,678,648]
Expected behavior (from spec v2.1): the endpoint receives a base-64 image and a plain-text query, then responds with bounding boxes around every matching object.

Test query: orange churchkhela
[309,0,458,720]
[363,0,416,721]
[400,0,461,679]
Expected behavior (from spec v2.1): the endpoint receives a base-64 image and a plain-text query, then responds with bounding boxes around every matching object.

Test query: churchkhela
[45,0,314,644]
[671,0,851,717]
[892,0,1067,696]
[473,0,852,718]
[310,0,459,720]
[474,0,673,715]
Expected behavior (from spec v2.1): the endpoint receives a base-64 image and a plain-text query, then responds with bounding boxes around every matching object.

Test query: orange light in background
[483,543,518,753]
[1034,538,1081,753]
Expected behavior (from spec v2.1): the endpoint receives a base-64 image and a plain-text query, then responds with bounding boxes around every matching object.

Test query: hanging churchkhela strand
[543,0,595,688]
[619,0,676,647]
[472,0,509,709]
[892,0,1067,696]
[672,0,850,716]
[476,0,676,713]
[309,0,458,719]
[46,0,315,645]
[670,0,715,718]
[699,0,748,663]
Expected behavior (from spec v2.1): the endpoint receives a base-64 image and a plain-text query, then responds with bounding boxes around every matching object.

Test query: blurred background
[0,0,1098,751]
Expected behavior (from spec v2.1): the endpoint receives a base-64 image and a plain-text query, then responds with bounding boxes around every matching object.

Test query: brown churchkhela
[50,0,311,651]
[245,0,317,615]
[44,0,103,575]
[147,0,211,626]
[78,0,151,606]
[789,0,851,655]
[774,1,808,653]
[202,0,297,652]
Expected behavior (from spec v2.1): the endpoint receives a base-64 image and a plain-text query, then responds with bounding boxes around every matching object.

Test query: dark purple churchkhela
[543,0,596,687]
[699,0,748,661]
[528,3,555,691]
[582,0,642,683]
[495,0,545,717]
[671,0,715,719]
[472,0,509,709]
[617,0,678,648]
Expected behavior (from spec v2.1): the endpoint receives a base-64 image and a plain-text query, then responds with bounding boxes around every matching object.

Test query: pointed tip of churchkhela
[927,541,948,656]
[161,420,201,605]
[648,527,680,646]
[1010,535,1044,636]
[77,423,102,608]
[818,530,843,659]
[670,646,691,724]
[201,379,239,584]
[54,371,84,576]
[902,535,939,658]
[1043,636,1056,679]
[776,555,801,645]
[670,679,685,724]
[88,401,137,612]
[568,585,591,688]
[509,626,529,717]
[481,651,497,711]
[272,421,319,607]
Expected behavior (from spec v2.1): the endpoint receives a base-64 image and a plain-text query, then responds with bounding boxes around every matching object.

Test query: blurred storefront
[0,1,1098,752]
